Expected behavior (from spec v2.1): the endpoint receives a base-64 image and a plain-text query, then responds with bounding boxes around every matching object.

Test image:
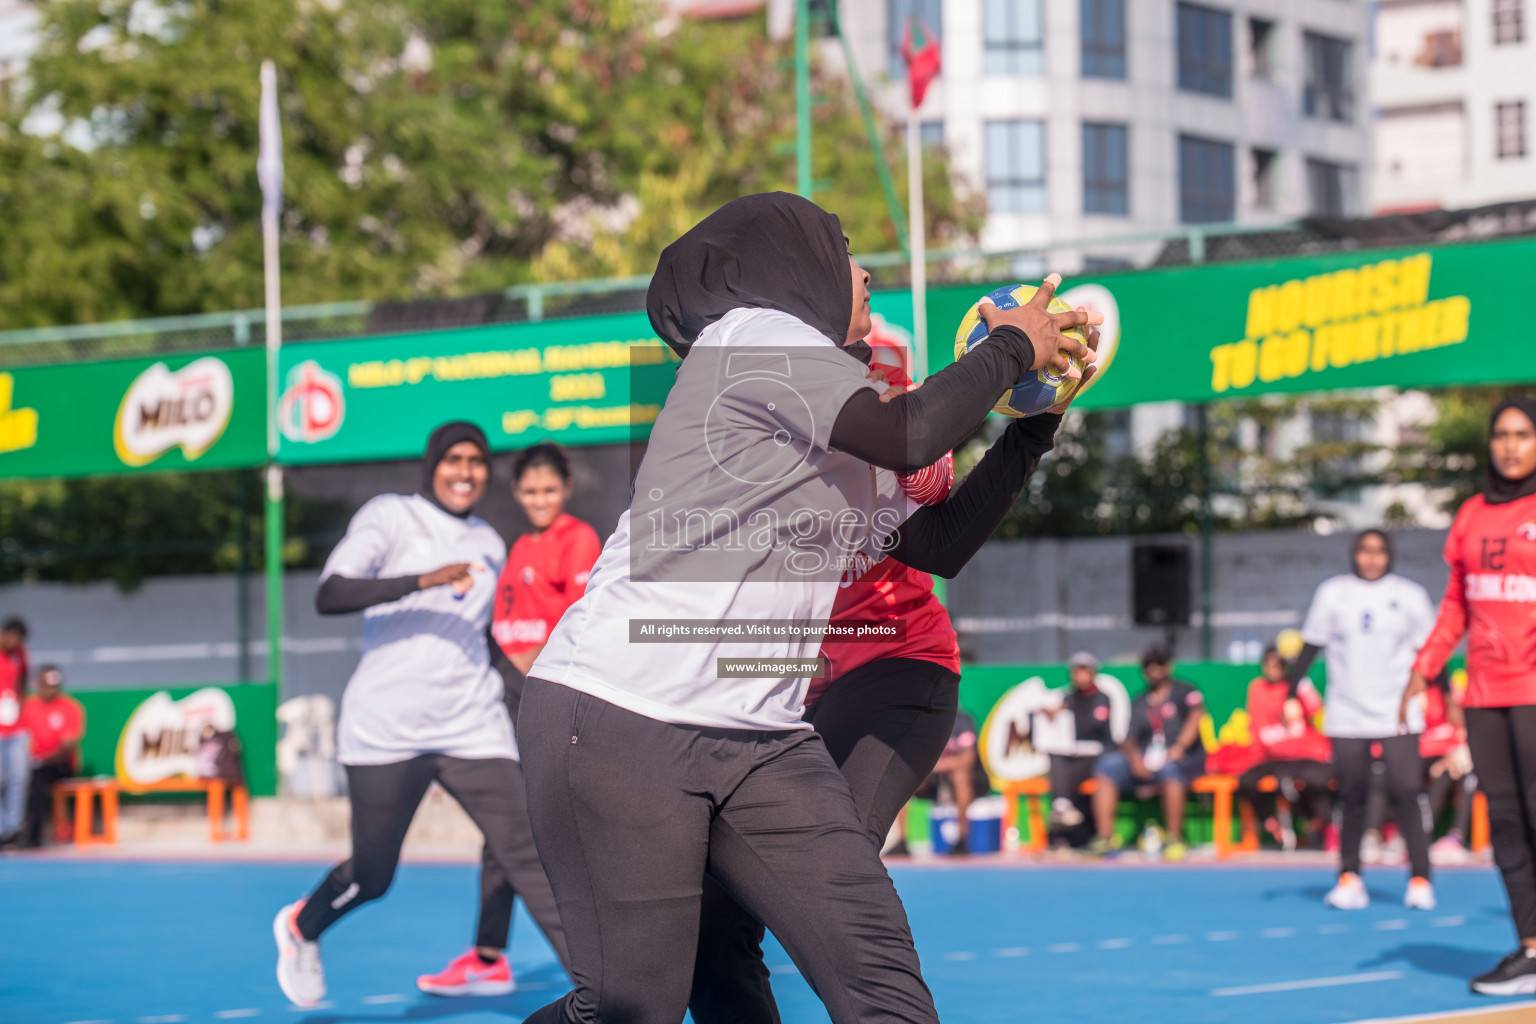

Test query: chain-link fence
[4,199,1533,367]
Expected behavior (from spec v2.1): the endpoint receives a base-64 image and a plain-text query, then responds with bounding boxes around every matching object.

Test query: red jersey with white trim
[1414,492,1536,708]
[492,514,603,655]
[0,653,20,739]
[1246,676,1331,762]
[20,694,85,766]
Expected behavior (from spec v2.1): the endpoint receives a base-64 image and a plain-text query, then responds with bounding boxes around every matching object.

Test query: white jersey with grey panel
[321,492,516,765]
[531,307,919,732]
[1299,571,1438,739]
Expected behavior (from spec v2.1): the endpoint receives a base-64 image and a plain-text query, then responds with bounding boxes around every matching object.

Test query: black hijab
[421,421,490,519]
[1484,397,1536,505]
[646,192,854,357]
[1352,528,1392,578]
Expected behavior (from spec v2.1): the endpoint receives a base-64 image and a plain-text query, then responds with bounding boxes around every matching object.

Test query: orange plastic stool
[51,778,120,847]
[1000,778,1052,853]
[1191,775,1239,858]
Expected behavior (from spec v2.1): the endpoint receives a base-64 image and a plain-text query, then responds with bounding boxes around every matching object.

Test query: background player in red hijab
[419,441,600,996]
[1407,396,1536,996]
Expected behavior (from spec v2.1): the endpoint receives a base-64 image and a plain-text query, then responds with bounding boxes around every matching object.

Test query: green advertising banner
[276,313,680,464]
[917,235,1536,409]
[0,347,266,479]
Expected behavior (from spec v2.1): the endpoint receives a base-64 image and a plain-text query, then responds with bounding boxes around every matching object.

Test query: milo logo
[113,357,235,467]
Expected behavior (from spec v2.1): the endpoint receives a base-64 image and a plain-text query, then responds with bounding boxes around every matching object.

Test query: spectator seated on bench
[1034,652,1119,850]
[1237,646,1334,851]
[20,665,84,849]
[1089,646,1206,860]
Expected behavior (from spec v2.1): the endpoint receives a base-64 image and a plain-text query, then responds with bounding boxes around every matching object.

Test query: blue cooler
[966,795,1004,854]
[929,804,962,855]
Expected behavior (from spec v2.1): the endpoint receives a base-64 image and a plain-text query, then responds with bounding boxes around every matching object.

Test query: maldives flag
[900,18,941,109]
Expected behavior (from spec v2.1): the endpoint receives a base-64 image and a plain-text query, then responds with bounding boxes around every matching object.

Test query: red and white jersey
[0,653,20,739]
[20,694,85,766]
[812,417,960,701]
[493,514,603,655]
[1246,677,1331,763]
[1414,492,1536,708]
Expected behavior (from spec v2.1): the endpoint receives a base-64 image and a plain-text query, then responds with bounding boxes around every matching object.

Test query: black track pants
[517,677,940,1024]
[1334,735,1431,879]
[1466,706,1536,940]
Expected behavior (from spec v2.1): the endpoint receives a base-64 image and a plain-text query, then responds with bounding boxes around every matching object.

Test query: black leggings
[1236,758,1335,823]
[294,754,568,969]
[689,658,960,1024]
[1334,735,1431,879]
[517,676,940,1024]
[1465,706,1536,940]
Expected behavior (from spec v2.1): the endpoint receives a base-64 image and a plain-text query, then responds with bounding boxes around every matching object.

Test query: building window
[1494,0,1525,44]
[984,0,1044,76]
[1081,0,1126,79]
[1303,31,1354,123]
[1251,147,1276,210]
[1497,101,1528,159]
[1306,157,1356,216]
[985,118,1047,214]
[889,0,943,77]
[1249,18,1274,79]
[1179,134,1235,223]
[1177,2,1233,98]
[1083,122,1129,215]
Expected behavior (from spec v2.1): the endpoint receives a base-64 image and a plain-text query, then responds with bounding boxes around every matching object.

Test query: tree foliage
[0,0,980,330]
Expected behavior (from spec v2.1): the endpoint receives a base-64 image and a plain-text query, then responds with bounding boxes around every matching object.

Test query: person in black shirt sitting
[1090,646,1207,860]
[1039,652,1116,848]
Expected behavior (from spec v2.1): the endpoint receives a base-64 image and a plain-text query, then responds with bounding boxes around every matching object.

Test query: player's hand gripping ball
[954,284,1089,417]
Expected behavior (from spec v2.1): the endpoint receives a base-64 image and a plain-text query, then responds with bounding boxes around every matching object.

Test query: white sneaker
[1430,834,1470,866]
[1361,831,1384,865]
[1325,873,1370,910]
[1405,878,1437,911]
[274,900,326,1007]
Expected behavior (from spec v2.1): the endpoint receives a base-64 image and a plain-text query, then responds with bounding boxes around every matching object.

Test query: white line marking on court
[1318,923,1351,934]
[993,947,1029,958]
[1212,970,1404,997]
[285,1004,332,1012]
[1098,938,1132,949]
[1261,928,1296,938]
[1432,915,1467,927]
[1374,919,1410,931]
[214,1013,261,1020]
[362,995,406,1004]
[1047,943,1080,954]
[1206,931,1239,941]
[137,1017,186,1023]
[770,964,799,975]
[1151,934,1187,945]
[64,1019,113,1024]
[942,951,976,961]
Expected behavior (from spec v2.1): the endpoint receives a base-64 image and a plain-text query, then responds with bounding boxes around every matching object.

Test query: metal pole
[237,469,251,682]
[1196,403,1213,660]
[829,3,909,255]
[259,60,285,697]
[906,107,928,381]
[795,0,812,199]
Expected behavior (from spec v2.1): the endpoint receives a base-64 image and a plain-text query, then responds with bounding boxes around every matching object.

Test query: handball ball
[953,284,1087,417]
[1275,628,1305,661]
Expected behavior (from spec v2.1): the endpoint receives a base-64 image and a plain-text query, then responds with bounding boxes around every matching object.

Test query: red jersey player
[1408,397,1536,996]
[490,444,602,678]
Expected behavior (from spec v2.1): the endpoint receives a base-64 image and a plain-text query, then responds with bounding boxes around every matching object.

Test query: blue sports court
[0,857,1527,1024]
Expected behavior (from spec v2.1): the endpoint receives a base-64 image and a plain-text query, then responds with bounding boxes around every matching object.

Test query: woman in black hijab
[274,422,568,1008]
[1407,396,1536,996]
[516,193,1096,1024]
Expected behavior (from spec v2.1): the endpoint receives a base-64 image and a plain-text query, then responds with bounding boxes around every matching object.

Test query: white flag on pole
[258,60,283,224]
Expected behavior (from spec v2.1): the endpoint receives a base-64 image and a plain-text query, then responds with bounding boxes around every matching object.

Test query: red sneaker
[417,950,516,997]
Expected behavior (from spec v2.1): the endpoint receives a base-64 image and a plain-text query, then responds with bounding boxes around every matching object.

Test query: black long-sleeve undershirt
[314,573,420,615]
[828,325,1035,473]
[314,572,524,705]
[889,413,1062,579]
[1285,642,1322,697]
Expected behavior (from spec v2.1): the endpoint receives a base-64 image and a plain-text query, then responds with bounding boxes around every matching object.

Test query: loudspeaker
[1132,544,1192,627]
